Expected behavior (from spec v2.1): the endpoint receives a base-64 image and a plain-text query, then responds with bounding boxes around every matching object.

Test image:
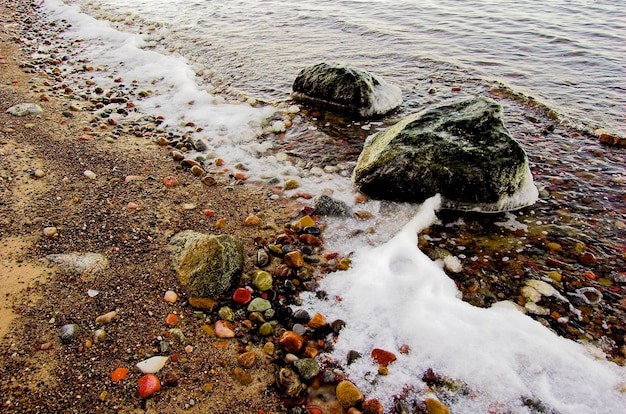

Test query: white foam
[363,76,403,117]
[301,195,626,413]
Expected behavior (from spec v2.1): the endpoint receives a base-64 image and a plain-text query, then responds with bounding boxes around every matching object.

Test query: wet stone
[335,380,364,409]
[293,358,320,380]
[247,297,271,312]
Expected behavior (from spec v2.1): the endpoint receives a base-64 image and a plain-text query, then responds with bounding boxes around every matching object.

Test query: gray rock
[352,97,538,212]
[312,194,350,216]
[291,62,402,117]
[6,103,43,116]
[293,358,321,380]
[45,252,108,276]
[59,324,80,343]
[168,230,243,298]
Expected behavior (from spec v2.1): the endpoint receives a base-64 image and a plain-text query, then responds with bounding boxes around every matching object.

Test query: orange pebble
[166,313,179,326]
[111,367,129,382]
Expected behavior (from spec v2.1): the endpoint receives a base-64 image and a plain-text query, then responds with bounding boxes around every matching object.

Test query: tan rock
[188,297,218,312]
[425,398,450,414]
[284,250,304,268]
[335,380,364,409]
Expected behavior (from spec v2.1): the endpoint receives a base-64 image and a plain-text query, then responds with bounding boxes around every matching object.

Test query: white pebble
[84,170,97,180]
[164,290,178,303]
[136,356,169,373]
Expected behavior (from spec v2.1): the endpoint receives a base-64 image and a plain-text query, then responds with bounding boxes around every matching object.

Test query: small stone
[95,310,117,325]
[201,175,217,186]
[335,380,364,409]
[424,398,450,414]
[182,203,196,210]
[308,312,327,329]
[6,103,43,116]
[189,297,218,312]
[190,165,205,177]
[32,169,46,178]
[362,399,384,414]
[252,270,273,291]
[218,306,235,322]
[256,249,270,267]
[546,270,562,282]
[233,288,252,304]
[164,290,178,303]
[293,358,320,380]
[93,328,106,343]
[43,227,58,237]
[312,194,349,216]
[370,348,396,366]
[185,345,194,353]
[110,367,128,382]
[263,342,275,355]
[247,297,271,312]
[579,252,596,266]
[84,170,97,180]
[244,214,261,226]
[279,331,305,353]
[59,324,80,343]
[259,322,273,336]
[166,313,179,326]
[138,374,161,398]
[298,215,316,227]
[299,234,322,246]
[136,356,169,374]
[233,367,253,385]
[284,251,304,268]
[237,351,257,368]
[284,179,301,190]
[163,176,179,187]
[214,320,235,338]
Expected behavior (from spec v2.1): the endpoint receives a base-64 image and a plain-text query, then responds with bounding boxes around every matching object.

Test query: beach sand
[1,3,302,412]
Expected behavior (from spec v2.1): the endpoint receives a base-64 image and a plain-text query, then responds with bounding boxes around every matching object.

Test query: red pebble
[371,348,397,366]
[163,176,179,187]
[233,287,252,304]
[305,405,324,414]
[138,374,161,398]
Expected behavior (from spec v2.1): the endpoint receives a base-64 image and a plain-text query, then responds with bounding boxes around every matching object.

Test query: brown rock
[284,250,304,268]
[237,351,257,368]
[371,348,396,366]
[299,233,322,246]
[335,380,364,409]
[579,252,596,266]
[188,297,218,312]
[307,312,327,329]
[233,367,252,385]
[278,330,304,353]
[362,399,383,414]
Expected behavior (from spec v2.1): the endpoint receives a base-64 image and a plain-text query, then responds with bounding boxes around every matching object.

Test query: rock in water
[291,62,402,117]
[352,97,538,212]
[168,231,243,298]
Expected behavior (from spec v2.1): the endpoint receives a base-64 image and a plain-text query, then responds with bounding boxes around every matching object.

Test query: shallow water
[73,0,625,137]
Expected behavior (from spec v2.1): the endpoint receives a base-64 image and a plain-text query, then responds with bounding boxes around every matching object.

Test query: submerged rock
[168,230,243,298]
[352,97,538,212]
[291,62,402,117]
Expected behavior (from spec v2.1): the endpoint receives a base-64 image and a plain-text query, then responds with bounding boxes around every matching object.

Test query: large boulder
[291,62,402,117]
[168,230,243,298]
[352,97,538,212]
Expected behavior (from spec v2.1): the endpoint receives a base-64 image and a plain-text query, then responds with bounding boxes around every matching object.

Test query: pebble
[247,297,271,312]
[166,313,179,326]
[110,367,128,382]
[284,179,301,190]
[190,165,205,176]
[95,310,117,324]
[307,312,327,329]
[335,380,364,409]
[93,328,106,343]
[256,249,270,267]
[370,348,396,366]
[424,398,451,414]
[252,270,273,291]
[136,356,169,374]
[233,287,252,304]
[214,320,235,338]
[237,350,257,368]
[263,342,275,355]
[182,203,196,210]
[138,374,161,398]
[32,169,45,178]
[279,330,305,353]
[42,226,58,237]
[233,367,253,385]
[163,176,179,187]
[293,358,320,380]
[189,297,217,312]
[312,194,349,216]
[164,290,178,303]
[284,251,304,268]
[6,103,43,116]
[244,214,261,226]
[218,306,235,322]
[258,322,273,336]
[59,324,80,343]
[83,170,97,180]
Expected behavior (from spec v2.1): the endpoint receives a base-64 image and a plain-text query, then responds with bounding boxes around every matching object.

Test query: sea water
[40,1,626,412]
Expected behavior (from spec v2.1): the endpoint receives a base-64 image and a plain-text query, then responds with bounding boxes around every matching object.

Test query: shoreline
[2,1,625,413]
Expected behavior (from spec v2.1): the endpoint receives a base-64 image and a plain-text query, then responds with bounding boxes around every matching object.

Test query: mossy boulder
[291,62,402,117]
[168,230,243,298]
[352,97,538,212]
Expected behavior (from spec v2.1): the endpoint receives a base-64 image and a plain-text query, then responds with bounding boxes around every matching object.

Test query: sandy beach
[0,2,309,412]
